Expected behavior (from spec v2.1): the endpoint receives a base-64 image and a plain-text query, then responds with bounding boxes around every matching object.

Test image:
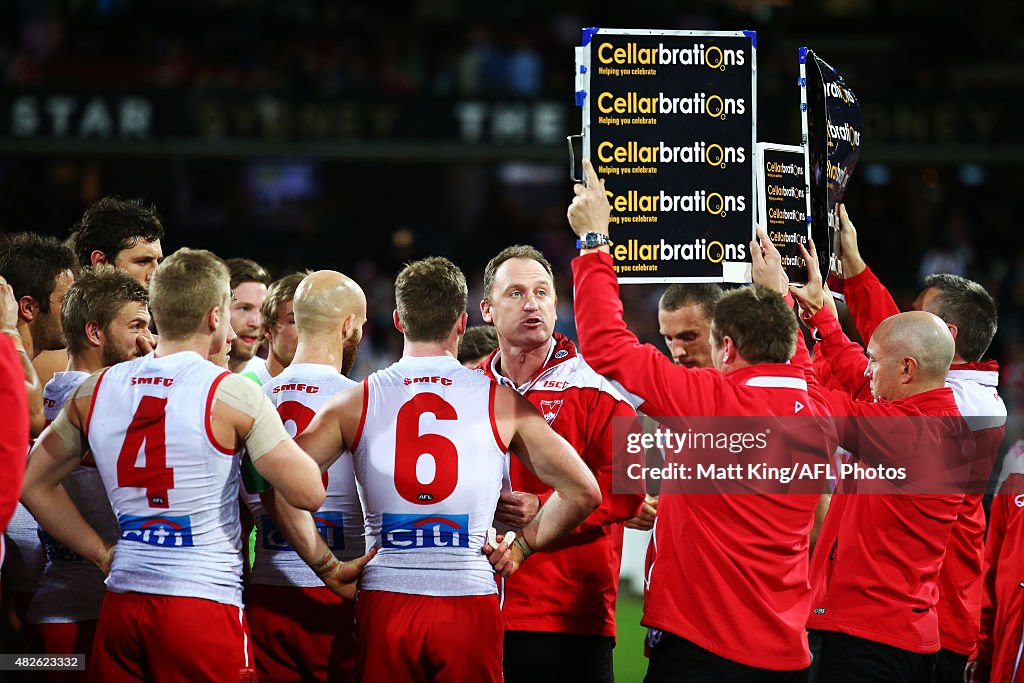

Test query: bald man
[791,245,970,683]
[243,270,368,683]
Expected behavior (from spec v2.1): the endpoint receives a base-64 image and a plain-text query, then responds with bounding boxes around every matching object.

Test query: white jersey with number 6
[354,355,507,597]
[246,363,365,587]
[86,351,244,607]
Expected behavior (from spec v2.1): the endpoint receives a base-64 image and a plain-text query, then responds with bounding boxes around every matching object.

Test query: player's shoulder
[546,352,633,404]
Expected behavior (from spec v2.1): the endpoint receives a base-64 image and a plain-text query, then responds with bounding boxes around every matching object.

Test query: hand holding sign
[789,239,826,316]
[568,159,611,240]
[835,204,866,279]
[751,226,788,296]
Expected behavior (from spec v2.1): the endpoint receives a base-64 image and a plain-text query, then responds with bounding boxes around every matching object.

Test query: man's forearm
[22,484,109,568]
[519,488,598,552]
[260,489,330,568]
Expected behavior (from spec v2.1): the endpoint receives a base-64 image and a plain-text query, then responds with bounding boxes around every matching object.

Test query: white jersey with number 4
[246,363,365,587]
[86,351,245,607]
[354,355,507,597]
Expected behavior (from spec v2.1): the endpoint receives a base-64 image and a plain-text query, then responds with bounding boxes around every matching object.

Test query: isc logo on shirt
[380,514,469,549]
[118,514,194,548]
[260,512,346,552]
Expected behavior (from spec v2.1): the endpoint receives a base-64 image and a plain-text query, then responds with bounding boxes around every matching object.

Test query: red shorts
[89,592,255,683]
[246,583,356,683]
[23,620,97,683]
[355,590,502,683]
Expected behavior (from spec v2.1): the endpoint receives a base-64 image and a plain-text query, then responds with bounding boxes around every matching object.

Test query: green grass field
[614,593,648,682]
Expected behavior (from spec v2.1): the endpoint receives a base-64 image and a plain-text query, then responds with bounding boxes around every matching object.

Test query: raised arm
[1,281,43,436]
[568,159,721,416]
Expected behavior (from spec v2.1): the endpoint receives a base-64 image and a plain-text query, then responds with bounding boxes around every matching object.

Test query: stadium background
[1,1,1021,678]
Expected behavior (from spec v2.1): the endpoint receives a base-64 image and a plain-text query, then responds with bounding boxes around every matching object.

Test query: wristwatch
[576,232,613,249]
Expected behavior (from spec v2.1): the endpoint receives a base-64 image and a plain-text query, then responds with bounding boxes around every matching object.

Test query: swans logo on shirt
[260,512,346,551]
[380,514,469,549]
[118,514,194,547]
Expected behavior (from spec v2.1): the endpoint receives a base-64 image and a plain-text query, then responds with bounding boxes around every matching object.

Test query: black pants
[909,648,969,683]
[808,630,932,683]
[644,630,808,683]
[503,631,614,683]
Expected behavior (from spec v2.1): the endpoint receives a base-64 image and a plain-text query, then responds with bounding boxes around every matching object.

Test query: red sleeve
[843,265,901,344]
[974,492,1006,663]
[807,306,872,399]
[574,395,644,531]
[571,251,723,417]
[0,335,29,536]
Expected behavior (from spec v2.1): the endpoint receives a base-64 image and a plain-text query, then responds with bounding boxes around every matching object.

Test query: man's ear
[902,356,918,383]
[946,323,958,343]
[720,335,735,365]
[207,304,221,334]
[85,320,103,348]
[393,309,404,334]
[480,299,492,324]
[90,250,109,267]
[18,295,37,323]
[341,312,356,340]
[457,311,468,336]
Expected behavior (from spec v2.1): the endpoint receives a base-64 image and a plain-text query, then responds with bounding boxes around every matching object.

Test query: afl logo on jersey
[118,514,194,548]
[381,513,469,549]
[554,350,569,359]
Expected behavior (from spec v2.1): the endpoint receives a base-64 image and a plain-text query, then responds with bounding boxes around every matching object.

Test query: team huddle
[0,159,1019,683]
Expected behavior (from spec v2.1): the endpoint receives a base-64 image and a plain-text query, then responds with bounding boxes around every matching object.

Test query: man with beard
[242,272,310,386]
[657,284,722,370]
[23,267,152,674]
[34,197,165,389]
[478,244,643,683]
[245,270,367,683]
[0,232,75,655]
[226,258,272,375]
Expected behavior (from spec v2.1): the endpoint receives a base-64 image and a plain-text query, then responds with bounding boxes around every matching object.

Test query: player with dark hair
[457,325,498,369]
[568,160,828,680]
[242,271,310,386]
[69,197,164,289]
[657,283,723,369]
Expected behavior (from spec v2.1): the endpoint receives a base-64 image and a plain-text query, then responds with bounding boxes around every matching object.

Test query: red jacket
[805,306,967,654]
[974,473,1024,683]
[481,333,643,637]
[844,266,1006,654]
[0,334,29,566]
[572,251,828,671]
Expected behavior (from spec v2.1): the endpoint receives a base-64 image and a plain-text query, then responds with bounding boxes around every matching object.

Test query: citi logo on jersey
[380,514,469,549]
[118,514,194,547]
[403,376,454,386]
[131,376,174,387]
[260,512,346,551]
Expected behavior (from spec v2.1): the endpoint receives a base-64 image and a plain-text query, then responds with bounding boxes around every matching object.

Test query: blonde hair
[150,248,230,340]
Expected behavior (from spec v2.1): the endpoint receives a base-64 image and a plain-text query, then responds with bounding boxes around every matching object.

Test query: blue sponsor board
[118,514,194,548]
[380,513,470,549]
[260,512,346,552]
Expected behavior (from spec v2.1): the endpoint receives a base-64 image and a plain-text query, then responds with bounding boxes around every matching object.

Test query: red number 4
[117,396,174,508]
[394,393,459,505]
